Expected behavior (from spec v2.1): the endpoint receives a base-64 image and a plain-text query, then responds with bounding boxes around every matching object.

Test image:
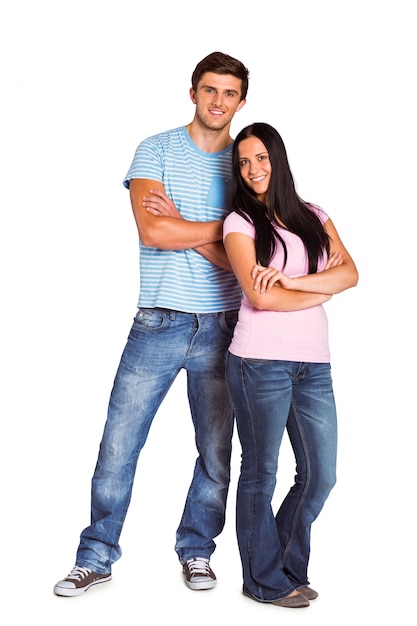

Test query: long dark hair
[231,123,329,272]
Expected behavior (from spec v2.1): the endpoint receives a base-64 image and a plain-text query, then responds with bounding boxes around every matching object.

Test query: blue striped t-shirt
[123,126,241,313]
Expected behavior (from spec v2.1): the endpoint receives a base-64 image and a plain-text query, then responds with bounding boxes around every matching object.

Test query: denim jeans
[76,308,238,574]
[225,353,337,602]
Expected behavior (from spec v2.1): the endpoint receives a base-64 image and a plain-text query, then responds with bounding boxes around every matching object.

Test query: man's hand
[141,188,183,219]
[140,187,231,269]
[130,178,222,250]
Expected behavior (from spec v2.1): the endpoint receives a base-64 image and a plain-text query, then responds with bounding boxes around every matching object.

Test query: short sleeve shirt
[223,206,331,362]
[124,126,241,312]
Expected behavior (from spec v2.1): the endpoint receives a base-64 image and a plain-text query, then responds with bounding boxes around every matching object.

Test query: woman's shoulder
[223,211,255,238]
[306,202,329,224]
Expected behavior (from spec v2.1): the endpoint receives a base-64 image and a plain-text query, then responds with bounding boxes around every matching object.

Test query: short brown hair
[191,51,249,101]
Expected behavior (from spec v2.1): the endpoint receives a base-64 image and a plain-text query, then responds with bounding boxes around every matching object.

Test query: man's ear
[189,88,197,104]
[236,98,247,113]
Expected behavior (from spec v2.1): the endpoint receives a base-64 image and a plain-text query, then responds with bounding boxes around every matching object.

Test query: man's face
[190,72,246,131]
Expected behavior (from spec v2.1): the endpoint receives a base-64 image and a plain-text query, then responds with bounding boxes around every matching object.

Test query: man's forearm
[140,216,224,250]
[194,242,233,271]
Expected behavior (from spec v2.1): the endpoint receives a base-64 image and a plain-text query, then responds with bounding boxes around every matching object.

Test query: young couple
[54,51,358,609]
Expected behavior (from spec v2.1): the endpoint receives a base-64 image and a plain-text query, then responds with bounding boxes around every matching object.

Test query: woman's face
[237,136,271,203]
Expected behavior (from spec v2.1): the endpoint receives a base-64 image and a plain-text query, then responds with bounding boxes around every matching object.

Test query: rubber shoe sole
[185,577,217,591]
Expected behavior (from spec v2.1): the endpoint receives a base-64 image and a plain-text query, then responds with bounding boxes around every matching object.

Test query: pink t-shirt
[223,205,330,362]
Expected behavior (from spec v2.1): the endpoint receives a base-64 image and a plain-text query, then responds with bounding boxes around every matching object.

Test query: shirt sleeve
[122,136,164,189]
[223,211,255,241]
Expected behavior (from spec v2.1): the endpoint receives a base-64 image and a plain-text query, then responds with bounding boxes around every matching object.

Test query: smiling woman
[3,2,414,623]
[223,122,358,608]
[237,136,272,202]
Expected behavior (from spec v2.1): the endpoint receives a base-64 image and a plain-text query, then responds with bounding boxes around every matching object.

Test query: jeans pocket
[134,308,166,329]
[218,309,238,337]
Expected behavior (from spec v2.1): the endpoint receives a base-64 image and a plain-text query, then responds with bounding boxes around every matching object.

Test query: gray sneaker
[54,565,111,596]
[182,558,217,590]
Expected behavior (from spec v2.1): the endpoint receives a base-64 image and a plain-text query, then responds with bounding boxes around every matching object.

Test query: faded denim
[76,308,237,574]
[225,353,337,602]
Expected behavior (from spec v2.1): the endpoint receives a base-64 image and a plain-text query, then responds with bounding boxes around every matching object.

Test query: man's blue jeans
[76,308,237,574]
[225,353,337,602]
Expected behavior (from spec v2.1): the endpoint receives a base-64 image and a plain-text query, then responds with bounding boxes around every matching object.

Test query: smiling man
[54,52,249,597]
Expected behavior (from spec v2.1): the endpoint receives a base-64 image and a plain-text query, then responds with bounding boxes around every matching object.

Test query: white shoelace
[186,558,211,577]
[66,565,92,581]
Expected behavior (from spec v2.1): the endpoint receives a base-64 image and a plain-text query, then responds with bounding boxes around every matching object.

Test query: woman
[223,123,358,608]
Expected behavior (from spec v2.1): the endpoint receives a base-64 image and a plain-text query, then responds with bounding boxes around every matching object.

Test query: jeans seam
[239,358,259,570]
[281,398,311,567]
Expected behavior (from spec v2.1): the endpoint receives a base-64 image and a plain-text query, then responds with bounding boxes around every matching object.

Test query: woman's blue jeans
[225,353,337,602]
[76,308,237,574]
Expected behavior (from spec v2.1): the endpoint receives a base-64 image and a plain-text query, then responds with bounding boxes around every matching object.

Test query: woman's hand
[251,252,343,293]
[324,251,343,270]
[251,264,291,293]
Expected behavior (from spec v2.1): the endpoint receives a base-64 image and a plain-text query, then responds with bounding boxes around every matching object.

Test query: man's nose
[212,93,225,107]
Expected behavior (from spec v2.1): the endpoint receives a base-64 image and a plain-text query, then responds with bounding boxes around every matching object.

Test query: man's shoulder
[140,126,185,146]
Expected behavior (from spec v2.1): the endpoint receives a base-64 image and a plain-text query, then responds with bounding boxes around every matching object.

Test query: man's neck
[185,119,233,153]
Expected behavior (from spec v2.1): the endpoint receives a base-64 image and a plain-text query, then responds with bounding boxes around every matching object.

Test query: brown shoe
[271,592,310,608]
[243,586,310,608]
[54,565,111,597]
[298,585,319,600]
[182,558,217,590]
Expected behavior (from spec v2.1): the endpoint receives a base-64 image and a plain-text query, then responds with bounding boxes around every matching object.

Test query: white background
[1,1,416,624]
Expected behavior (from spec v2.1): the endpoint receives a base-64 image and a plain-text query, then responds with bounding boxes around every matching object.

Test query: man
[54,51,249,597]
